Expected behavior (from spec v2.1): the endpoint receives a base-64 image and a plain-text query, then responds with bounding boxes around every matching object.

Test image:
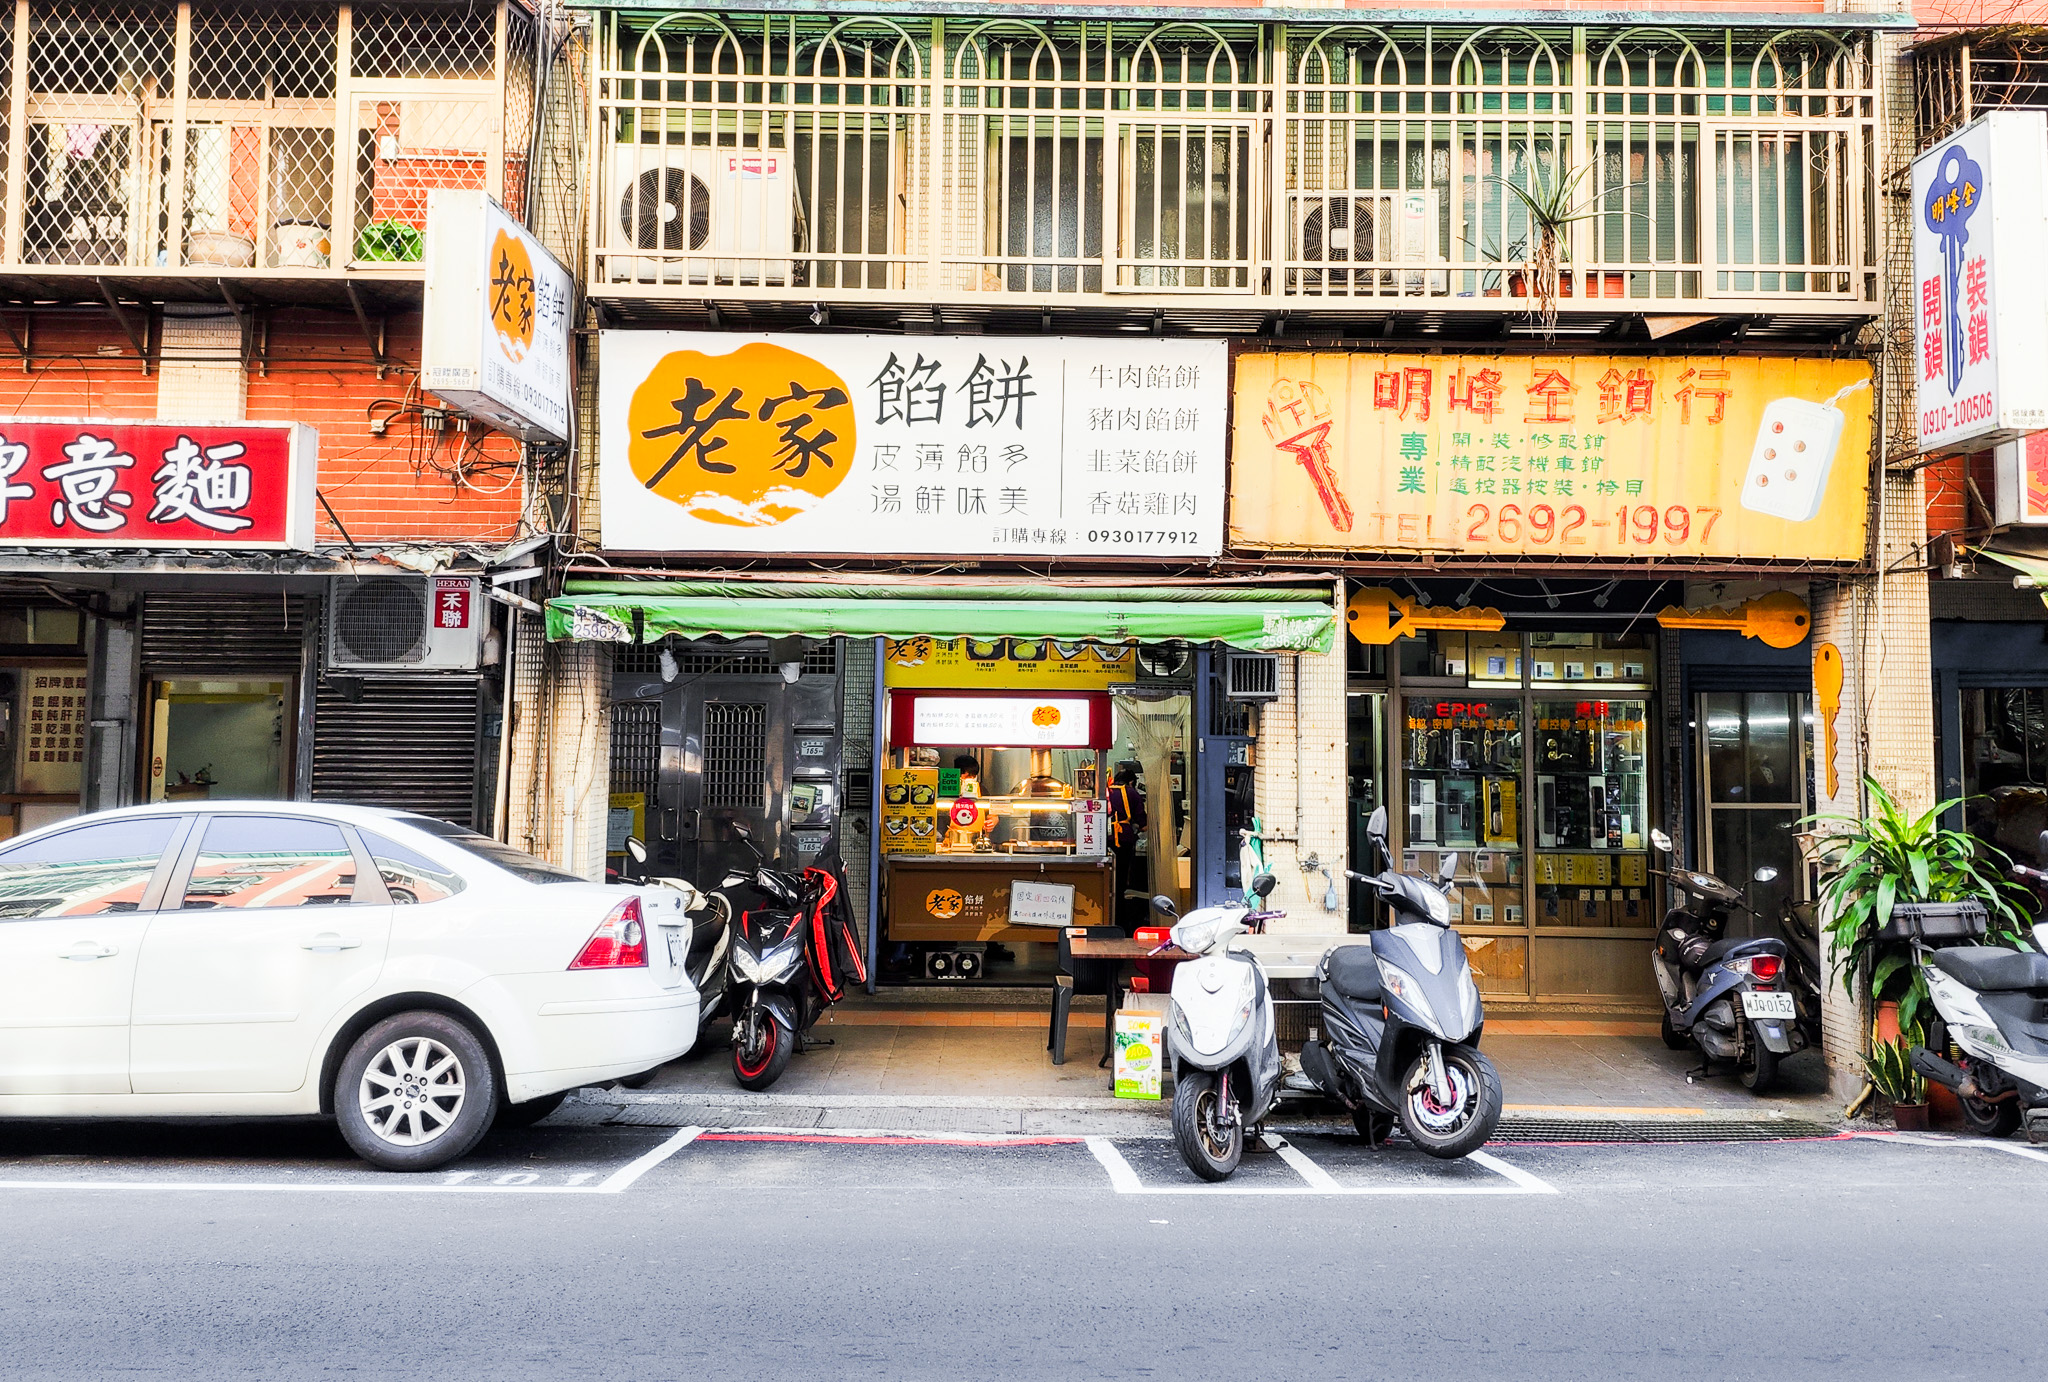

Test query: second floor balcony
[589,12,1881,340]
[0,0,540,312]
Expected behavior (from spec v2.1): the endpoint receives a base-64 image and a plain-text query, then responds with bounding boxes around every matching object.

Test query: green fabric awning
[546,580,1336,654]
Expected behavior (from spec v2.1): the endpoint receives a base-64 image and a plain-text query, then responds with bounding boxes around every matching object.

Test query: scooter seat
[1930,945,2048,994]
[1323,945,1382,1002]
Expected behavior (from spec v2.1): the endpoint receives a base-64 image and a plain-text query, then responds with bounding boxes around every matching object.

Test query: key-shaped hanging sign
[1654,590,1812,649]
[1813,641,1844,801]
[1346,586,1506,645]
[1924,142,1984,395]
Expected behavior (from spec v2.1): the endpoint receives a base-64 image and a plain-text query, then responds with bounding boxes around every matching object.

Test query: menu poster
[880,767,938,855]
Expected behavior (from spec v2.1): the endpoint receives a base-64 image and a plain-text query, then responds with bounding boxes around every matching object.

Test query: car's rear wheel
[335,1012,497,1171]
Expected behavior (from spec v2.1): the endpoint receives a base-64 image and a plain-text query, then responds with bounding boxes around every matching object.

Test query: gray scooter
[1296,807,1503,1159]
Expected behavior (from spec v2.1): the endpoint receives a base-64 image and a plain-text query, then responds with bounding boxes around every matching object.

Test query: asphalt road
[2,1115,2043,1381]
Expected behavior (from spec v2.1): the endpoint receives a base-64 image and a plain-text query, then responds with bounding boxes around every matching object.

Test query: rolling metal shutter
[140,592,308,673]
[311,678,483,827]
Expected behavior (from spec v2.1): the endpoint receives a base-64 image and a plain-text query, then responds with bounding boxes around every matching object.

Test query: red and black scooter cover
[800,844,867,1005]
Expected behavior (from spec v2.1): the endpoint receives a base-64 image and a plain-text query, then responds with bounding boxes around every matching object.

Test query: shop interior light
[1454,579,1481,608]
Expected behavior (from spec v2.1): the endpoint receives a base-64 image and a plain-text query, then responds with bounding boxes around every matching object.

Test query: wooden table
[1068,937,1195,1090]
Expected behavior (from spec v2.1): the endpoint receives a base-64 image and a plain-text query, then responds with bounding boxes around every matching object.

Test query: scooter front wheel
[733,1010,794,1091]
[1397,1045,1502,1160]
[1172,1069,1243,1181]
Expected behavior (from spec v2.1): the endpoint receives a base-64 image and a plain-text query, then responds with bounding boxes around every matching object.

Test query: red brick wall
[0,310,526,546]
[1924,449,1996,542]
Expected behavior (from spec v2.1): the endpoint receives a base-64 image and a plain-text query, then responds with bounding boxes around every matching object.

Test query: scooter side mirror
[1250,872,1278,899]
[1753,865,1779,883]
[1650,828,1674,853]
[2038,829,2048,859]
[625,836,648,865]
[730,824,752,842]
[1367,805,1388,842]
[1151,894,1180,919]
[1438,853,1459,884]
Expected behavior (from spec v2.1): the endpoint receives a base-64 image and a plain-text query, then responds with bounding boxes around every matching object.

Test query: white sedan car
[0,802,699,1170]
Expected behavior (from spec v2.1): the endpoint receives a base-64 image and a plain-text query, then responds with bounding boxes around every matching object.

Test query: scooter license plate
[1741,991,1796,1020]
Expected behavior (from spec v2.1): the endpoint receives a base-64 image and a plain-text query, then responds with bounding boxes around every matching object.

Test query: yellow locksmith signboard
[1230,354,1874,562]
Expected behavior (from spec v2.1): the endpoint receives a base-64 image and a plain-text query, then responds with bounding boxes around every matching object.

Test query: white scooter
[1155,872,1285,1181]
[1905,836,2048,1143]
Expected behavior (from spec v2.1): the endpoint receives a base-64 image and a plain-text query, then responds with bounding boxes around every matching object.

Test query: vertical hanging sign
[1913,111,2048,456]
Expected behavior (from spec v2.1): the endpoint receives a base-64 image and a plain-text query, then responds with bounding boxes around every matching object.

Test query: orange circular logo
[628,342,856,527]
[487,229,536,363]
[925,888,965,919]
[1031,705,1063,726]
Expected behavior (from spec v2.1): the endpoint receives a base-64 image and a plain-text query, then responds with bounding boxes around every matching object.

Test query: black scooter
[1295,806,1504,1159]
[1647,829,1806,1092]
[719,825,826,1091]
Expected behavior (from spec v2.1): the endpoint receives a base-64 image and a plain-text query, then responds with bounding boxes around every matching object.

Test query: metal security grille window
[589,16,1879,316]
[0,0,541,272]
[701,701,767,811]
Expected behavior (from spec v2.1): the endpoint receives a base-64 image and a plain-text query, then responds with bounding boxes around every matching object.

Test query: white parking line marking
[1086,1134,1556,1196]
[1469,1149,1562,1194]
[1263,1133,1343,1191]
[0,1128,707,1197]
[1087,1137,1145,1193]
[1852,1130,2048,1166]
[595,1126,702,1192]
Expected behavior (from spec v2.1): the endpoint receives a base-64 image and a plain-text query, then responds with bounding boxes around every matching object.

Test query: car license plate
[1741,991,1796,1020]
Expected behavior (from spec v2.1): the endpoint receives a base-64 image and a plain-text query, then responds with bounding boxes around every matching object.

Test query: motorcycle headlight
[1169,1001,1194,1052]
[758,938,803,984]
[731,944,764,985]
[1456,966,1482,1030]
[1376,959,1444,1037]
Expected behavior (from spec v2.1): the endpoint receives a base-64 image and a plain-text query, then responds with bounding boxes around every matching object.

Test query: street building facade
[0,1,571,841]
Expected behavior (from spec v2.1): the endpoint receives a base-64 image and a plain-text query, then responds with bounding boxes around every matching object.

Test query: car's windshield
[398,816,582,884]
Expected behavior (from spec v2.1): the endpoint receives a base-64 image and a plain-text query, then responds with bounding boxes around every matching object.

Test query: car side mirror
[1250,872,1277,899]
[625,836,648,865]
[1151,894,1179,919]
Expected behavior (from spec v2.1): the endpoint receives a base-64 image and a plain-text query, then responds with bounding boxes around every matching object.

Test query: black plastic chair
[1049,925,1126,1067]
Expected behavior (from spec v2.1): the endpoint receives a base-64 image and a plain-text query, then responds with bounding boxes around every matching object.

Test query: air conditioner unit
[608,145,793,286]
[1224,652,1279,703]
[327,576,484,672]
[1292,189,1436,290]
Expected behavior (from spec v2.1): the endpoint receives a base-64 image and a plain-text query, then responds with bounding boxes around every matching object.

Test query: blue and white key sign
[1913,111,2048,456]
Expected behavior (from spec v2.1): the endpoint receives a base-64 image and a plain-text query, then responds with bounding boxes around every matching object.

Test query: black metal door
[613,642,841,888]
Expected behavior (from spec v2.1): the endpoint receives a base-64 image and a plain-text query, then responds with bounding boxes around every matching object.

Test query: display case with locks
[1400,695,1523,929]
[1530,697,1651,927]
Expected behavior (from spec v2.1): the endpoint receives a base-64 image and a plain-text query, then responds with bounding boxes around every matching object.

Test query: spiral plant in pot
[1805,774,2030,1042]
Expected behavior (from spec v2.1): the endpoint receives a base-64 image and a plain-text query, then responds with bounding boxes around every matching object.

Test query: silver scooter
[1155,873,1285,1181]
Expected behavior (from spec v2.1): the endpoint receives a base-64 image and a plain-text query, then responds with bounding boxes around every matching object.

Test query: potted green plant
[1864,1034,1929,1130]
[1806,775,2031,1040]
[354,219,424,263]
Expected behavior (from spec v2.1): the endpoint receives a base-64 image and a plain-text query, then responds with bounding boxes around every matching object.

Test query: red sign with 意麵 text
[0,419,316,550]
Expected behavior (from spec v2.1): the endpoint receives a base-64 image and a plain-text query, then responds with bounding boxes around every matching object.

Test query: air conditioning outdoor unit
[1293,189,1436,289]
[1224,652,1280,703]
[608,145,794,286]
[327,576,484,673]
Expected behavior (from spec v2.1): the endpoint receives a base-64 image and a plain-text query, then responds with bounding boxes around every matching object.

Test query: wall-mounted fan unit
[1136,642,1195,684]
[608,146,793,285]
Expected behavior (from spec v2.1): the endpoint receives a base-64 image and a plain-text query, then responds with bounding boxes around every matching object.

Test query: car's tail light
[569,897,647,970]
[1749,954,1782,983]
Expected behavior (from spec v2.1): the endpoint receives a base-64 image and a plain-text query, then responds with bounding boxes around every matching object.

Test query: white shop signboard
[1912,111,2048,455]
[599,332,1227,556]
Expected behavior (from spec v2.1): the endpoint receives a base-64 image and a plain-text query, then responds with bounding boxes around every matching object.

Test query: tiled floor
[645,998,1837,1117]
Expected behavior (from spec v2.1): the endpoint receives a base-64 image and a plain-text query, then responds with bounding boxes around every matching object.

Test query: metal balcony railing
[589,15,1880,317]
[0,0,538,278]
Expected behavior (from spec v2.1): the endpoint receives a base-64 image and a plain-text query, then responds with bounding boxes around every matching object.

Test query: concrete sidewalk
[578,997,1842,1138]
